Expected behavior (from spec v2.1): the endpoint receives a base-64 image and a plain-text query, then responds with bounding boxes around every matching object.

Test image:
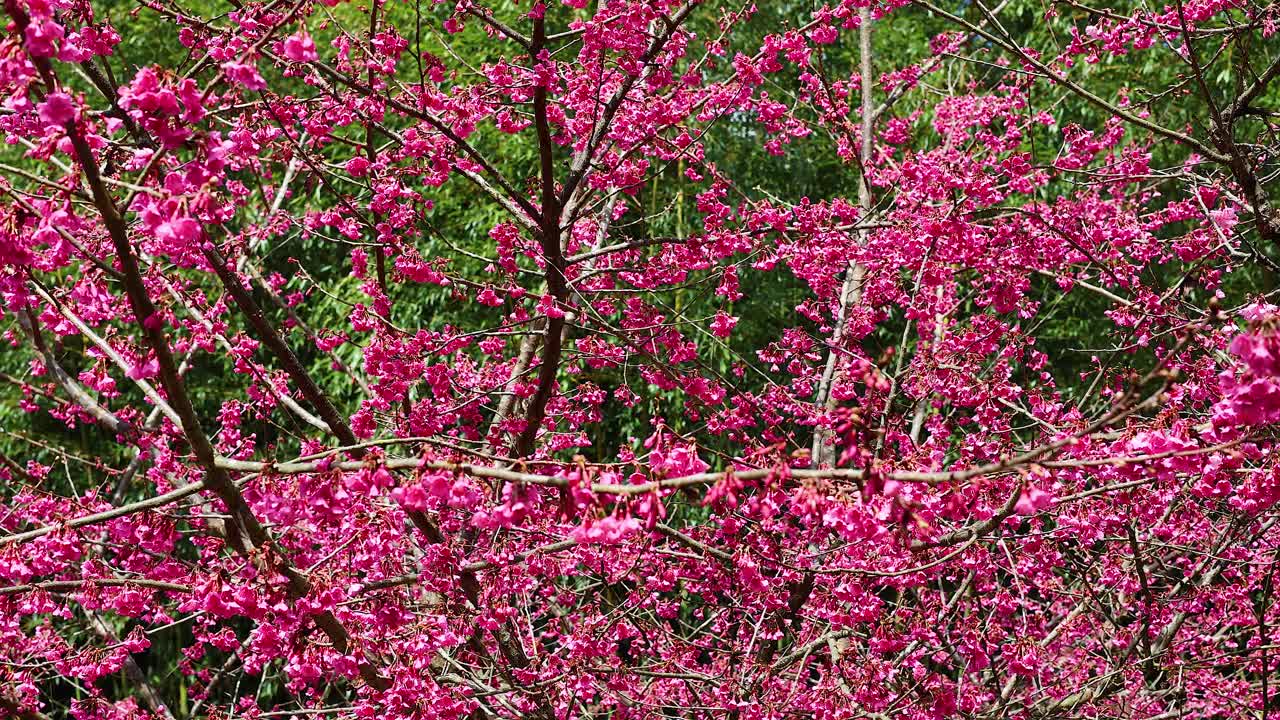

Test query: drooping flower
[283,31,318,62]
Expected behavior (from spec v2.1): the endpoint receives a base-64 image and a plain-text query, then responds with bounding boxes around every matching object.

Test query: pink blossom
[282,31,318,62]
[37,92,76,127]
[710,311,738,338]
[536,293,565,319]
[1014,486,1054,515]
[24,17,64,57]
[126,357,159,380]
[345,156,371,177]
[222,61,267,91]
[569,515,640,545]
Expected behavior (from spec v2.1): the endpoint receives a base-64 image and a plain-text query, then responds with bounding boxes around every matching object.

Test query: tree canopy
[1,0,1280,718]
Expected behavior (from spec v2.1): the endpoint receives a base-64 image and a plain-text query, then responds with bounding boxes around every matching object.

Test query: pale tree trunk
[910,285,947,445]
[812,7,873,466]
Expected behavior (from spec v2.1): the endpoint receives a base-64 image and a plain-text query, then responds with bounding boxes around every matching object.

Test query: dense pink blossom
[0,0,1278,718]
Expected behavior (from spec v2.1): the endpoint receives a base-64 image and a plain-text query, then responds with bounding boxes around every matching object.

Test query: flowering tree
[1,0,1279,717]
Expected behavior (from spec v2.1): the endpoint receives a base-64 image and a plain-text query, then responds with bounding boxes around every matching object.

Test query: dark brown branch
[203,245,360,449]
[515,14,568,458]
